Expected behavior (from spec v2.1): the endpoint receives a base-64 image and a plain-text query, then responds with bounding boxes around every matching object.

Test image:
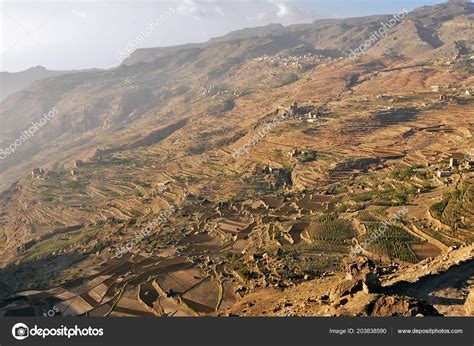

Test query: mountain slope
[0,66,86,102]
[2,2,473,192]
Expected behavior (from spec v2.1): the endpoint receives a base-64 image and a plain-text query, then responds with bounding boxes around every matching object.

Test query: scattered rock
[74,160,84,168]
[31,168,44,179]
[319,294,329,302]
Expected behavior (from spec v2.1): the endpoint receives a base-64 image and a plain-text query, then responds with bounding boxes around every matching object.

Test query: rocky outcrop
[330,278,364,300]
[465,287,473,316]
[330,257,381,301]
[369,295,442,317]
[383,244,473,287]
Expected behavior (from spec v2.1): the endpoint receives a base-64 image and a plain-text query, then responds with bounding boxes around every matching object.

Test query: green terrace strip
[21,225,102,263]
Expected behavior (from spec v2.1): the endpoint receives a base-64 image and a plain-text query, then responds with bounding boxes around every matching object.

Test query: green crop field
[307,214,356,244]
[361,223,419,263]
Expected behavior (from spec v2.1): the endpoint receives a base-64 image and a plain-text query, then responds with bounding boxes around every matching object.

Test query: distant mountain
[208,23,286,43]
[0,0,473,191]
[122,1,473,68]
[0,66,84,102]
[121,23,286,66]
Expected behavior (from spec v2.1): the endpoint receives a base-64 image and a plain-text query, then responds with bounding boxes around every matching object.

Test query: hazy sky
[1,0,447,72]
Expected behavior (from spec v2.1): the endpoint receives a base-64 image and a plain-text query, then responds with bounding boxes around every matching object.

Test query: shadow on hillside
[373,107,419,127]
[0,252,86,316]
[385,259,474,307]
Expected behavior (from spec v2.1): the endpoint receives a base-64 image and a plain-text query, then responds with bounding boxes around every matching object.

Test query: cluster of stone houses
[436,153,474,179]
[431,84,473,98]
[273,101,325,123]
[254,53,327,69]
[287,149,317,162]
[201,84,241,98]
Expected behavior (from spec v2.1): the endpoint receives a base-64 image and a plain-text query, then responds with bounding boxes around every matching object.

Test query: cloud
[175,0,308,25]
[72,9,87,19]
[214,6,224,16]
[268,0,308,22]
[245,0,308,24]
[175,0,197,16]
[276,3,289,18]
[176,0,225,19]
[246,12,266,22]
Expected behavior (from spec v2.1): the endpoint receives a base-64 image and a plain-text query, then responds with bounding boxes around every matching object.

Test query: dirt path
[410,224,448,252]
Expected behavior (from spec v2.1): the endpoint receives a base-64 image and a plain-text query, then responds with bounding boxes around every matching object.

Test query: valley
[0,0,473,318]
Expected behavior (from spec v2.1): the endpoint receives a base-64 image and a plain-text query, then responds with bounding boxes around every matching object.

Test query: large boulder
[330,279,363,301]
[369,295,442,317]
